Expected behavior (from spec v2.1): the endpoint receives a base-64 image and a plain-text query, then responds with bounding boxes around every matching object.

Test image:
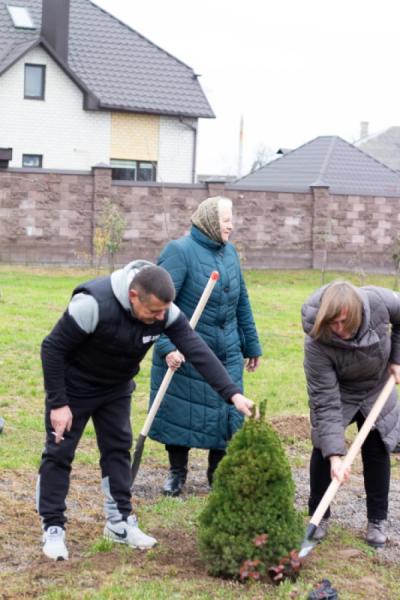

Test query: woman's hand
[245,357,260,372]
[388,363,400,384]
[166,350,185,371]
[329,455,351,483]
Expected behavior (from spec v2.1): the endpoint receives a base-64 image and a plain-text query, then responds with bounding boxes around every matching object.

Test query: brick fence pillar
[311,183,331,270]
[91,163,112,265]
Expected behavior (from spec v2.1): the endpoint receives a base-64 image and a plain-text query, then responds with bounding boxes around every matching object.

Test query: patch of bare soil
[0,466,213,599]
[304,542,389,599]
[270,414,310,440]
[1,414,399,599]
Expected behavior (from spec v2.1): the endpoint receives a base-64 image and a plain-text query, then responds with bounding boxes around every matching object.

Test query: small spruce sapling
[198,400,304,579]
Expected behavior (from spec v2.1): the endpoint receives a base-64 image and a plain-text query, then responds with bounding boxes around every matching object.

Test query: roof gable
[0,0,214,118]
[0,35,98,106]
[0,37,38,72]
[234,135,400,197]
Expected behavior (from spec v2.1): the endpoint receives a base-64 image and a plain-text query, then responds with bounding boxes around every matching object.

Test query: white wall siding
[0,46,110,169]
[158,117,196,183]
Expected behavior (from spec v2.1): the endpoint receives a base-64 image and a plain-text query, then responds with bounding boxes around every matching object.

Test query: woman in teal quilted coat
[148,196,262,496]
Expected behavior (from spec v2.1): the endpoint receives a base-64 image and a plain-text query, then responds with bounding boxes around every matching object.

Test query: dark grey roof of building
[232,135,400,197]
[0,0,214,118]
[355,126,400,171]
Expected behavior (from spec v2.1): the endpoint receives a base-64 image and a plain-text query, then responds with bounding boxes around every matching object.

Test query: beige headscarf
[191,196,229,244]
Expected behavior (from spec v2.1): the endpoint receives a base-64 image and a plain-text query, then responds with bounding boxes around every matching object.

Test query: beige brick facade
[110,113,159,161]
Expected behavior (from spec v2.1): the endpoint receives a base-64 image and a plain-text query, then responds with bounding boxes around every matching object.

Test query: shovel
[130,270,220,488]
[299,374,396,558]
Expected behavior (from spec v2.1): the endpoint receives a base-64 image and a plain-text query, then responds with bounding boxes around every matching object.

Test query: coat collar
[190,225,224,250]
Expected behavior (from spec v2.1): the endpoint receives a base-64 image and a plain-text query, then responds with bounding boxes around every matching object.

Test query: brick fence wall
[1,166,399,272]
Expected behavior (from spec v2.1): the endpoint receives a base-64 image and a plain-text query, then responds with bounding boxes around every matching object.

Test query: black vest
[66,276,168,392]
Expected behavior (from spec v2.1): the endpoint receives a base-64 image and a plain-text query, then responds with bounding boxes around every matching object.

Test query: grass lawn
[1,265,400,599]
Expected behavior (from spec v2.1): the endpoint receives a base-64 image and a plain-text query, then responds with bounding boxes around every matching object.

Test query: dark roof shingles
[233,136,400,197]
[0,0,214,118]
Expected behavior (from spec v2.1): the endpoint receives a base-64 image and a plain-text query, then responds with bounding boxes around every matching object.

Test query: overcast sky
[94,0,400,177]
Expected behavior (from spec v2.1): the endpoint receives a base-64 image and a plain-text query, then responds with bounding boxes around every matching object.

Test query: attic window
[24,64,45,99]
[7,5,36,29]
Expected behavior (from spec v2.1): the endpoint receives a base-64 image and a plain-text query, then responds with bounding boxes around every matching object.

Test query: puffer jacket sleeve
[236,270,262,358]
[304,338,346,458]
[155,240,188,357]
[373,288,400,364]
[165,312,240,402]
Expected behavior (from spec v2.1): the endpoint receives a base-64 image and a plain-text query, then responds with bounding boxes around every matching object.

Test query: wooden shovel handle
[131,271,220,487]
[310,374,396,528]
[139,271,220,437]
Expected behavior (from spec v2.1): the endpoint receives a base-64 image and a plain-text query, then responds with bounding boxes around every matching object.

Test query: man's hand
[231,393,255,417]
[329,455,350,483]
[50,405,73,444]
[245,357,260,373]
[166,350,185,371]
[389,363,400,384]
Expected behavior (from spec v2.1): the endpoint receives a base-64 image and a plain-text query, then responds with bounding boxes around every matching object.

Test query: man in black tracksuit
[37,260,254,561]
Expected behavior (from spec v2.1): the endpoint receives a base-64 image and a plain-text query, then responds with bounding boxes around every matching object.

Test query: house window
[138,162,156,181]
[111,159,157,182]
[24,64,45,99]
[23,154,42,168]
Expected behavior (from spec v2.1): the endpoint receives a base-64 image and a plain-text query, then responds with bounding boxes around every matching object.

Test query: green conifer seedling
[198,401,304,579]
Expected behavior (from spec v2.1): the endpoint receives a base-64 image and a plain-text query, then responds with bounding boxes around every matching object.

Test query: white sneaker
[103,515,157,549]
[42,526,69,561]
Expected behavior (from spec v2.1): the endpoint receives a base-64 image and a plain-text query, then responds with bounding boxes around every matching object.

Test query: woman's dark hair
[129,266,175,303]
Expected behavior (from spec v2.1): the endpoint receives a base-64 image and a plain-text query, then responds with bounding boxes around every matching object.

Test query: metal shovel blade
[299,523,319,559]
[298,377,395,560]
[131,433,146,488]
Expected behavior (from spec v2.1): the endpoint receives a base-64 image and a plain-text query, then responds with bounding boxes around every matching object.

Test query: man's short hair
[129,266,175,303]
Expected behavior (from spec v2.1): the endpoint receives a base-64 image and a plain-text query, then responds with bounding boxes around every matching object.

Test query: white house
[0,0,214,182]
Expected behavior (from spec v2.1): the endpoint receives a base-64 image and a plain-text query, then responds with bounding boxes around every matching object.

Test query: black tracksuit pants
[37,389,132,529]
[309,411,390,521]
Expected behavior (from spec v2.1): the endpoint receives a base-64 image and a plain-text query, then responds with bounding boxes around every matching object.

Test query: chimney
[360,121,369,139]
[41,0,70,63]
